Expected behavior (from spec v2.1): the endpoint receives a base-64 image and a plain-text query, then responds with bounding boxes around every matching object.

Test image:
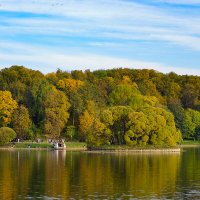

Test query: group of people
[52,139,66,148]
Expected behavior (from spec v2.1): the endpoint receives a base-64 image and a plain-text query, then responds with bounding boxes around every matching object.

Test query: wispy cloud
[1,1,200,48]
[0,0,200,74]
[1,41,200,76]
[0,48,192,75]
[154,0,200,5]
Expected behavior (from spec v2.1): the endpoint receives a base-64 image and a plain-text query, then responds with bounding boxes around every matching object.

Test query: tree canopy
[2,66,200,145]
[0,127,16,145]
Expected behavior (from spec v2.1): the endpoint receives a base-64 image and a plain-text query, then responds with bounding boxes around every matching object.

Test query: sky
[0,0,200,75]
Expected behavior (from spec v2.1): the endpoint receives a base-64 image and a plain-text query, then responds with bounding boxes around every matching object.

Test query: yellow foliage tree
[57,78,84,92]
[79,110,94,139]
[79,100,95,139]
[43,86,70,138]
[0,91,18,126]
[79,101,112,146]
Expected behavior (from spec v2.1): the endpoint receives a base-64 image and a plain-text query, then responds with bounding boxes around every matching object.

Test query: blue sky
[0,0,200,75]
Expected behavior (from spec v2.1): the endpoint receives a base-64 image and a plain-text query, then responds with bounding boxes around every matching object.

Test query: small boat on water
[53,139,66,150]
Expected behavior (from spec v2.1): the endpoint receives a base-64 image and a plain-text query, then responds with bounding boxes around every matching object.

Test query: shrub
[0,127,16,145]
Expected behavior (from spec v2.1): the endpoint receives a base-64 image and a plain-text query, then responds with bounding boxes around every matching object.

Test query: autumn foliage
[1,65,200,146]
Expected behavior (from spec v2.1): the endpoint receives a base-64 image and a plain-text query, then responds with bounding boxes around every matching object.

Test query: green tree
[181,80,200,110]
[100,106,134,145]
[71,70,86,80]
[57,78,85,127]
[109,80,141,107]
[182,109,200,139]
[107,106,133,144]
[108,76,158,110]
[86,118,111,147]
[79,101,111,146]
[0,127,16,145]
[125,107,182,146]
[34,80,51,125]
[0,65,44,104]
[79,101,96,140]
[125,111,149,146]
[168,101,185,135]
[12,105,32,139]
[43,86,70,138]
[65,125,76,141]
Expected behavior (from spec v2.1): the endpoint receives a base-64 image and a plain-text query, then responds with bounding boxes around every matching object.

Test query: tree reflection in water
[1,149,197,200]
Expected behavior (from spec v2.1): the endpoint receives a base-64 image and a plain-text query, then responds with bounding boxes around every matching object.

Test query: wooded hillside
[1,66,199,146]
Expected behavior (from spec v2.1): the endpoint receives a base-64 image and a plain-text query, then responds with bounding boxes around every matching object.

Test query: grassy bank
[180,140,200,146]
[0,141,87,149]
[13,142,179,150]
[65,142,86,148]
[1,141,194,150]
[14,142,53,149]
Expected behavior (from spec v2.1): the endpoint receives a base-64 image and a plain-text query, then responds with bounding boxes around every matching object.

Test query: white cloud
[1,0,200,51]
[0,0,200,74]
[0,41,199,76]
[154,0,200,5]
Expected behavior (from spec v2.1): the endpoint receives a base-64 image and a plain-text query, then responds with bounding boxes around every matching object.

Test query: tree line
[0,66,199,146]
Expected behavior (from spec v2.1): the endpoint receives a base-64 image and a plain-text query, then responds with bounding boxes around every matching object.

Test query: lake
[0,148,200,199]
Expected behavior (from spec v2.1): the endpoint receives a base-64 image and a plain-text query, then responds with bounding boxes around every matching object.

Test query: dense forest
[1,66,200,147]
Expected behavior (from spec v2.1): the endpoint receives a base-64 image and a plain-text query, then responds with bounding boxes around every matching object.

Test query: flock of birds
[32,0,65,7]
[0,1,66,8]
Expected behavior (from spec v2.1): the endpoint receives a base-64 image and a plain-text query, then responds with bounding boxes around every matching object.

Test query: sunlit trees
[79,110,94,140]
[57,78,84,92]
[1,66,199,144]
[0,66,44,105]
[86,119,112,147]
[0,91,18,126]
[100,105,181,147]
[79,101,96,140]
[0,127,16,145]
[125,107,182,146]
[79,101,112,146]
[57,77,84,126]
[109,77,141,107]
[43,86,70,138]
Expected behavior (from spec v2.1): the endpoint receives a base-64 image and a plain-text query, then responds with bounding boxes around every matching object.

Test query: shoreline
[84,148,181,154]
[0,147,87,151]
[0,143,199,152]
[0,146,181,153]
[179,144,200,148]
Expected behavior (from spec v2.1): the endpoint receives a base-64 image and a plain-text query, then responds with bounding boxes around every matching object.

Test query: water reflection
[0,149,198,199]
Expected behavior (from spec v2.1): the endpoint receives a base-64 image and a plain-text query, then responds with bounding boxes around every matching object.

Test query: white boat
[53,142,66,150]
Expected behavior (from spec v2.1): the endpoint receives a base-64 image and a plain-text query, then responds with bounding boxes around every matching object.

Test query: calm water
[0,148,200,199]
